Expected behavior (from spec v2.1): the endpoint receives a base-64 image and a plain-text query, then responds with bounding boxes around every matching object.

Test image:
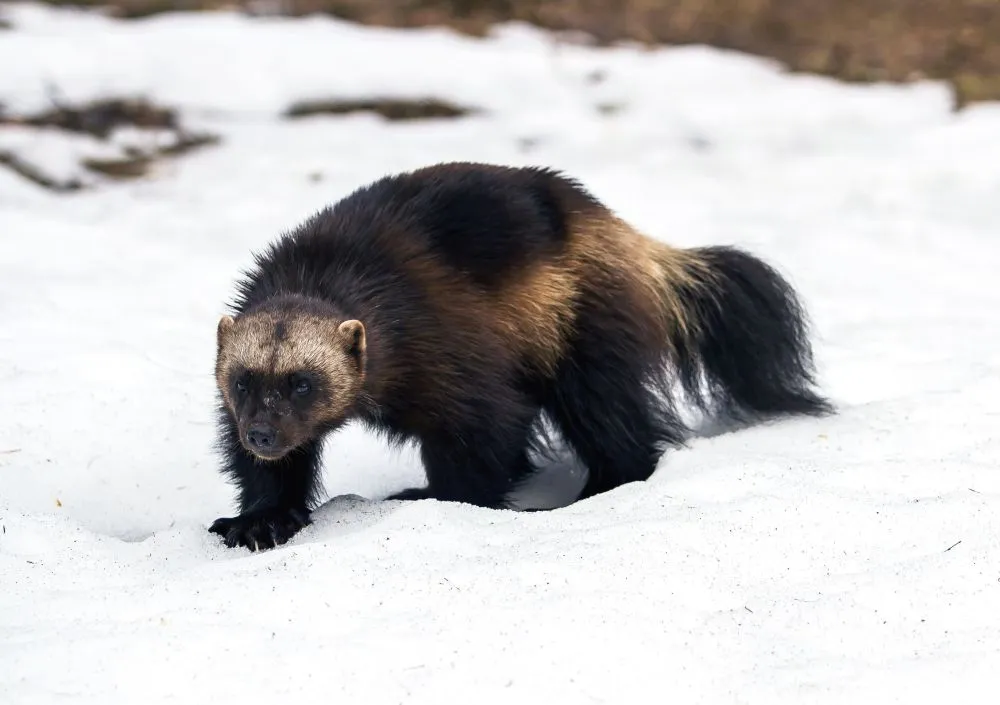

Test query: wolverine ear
[337,320,366,370]
[217,315,235,346]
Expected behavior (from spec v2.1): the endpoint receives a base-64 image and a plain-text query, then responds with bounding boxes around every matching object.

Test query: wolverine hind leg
[544,301,688,500]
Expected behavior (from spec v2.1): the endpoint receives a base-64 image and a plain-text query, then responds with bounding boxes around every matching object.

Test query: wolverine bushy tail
[662,245,833,426]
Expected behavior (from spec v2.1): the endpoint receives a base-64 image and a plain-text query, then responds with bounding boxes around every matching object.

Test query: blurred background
[11,0,1000,98]
[2,0,999,191]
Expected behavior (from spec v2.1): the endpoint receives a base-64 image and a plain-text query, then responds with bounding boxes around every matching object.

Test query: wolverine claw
[208,507,312,551]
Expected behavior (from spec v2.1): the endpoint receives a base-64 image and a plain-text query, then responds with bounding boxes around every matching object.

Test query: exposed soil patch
[40,0,1000,109]
[0,96,220,191]
[284,97,476,121]
[80,131,220,179]
[7,98,178,139]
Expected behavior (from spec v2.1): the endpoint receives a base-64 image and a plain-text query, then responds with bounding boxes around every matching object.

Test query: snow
[2,3,1000,703]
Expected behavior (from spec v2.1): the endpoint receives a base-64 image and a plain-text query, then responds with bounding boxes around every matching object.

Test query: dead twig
[0,151,85,193]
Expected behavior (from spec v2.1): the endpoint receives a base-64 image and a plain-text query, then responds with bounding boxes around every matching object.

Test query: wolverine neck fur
[215,293,374,461]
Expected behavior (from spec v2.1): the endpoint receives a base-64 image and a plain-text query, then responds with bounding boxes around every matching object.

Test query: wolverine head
[215,303,366,460]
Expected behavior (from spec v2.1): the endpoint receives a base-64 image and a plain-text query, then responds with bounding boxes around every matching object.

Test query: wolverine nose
[246,423,277,450]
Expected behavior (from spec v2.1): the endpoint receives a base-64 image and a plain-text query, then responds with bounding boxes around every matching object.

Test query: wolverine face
[215,308,366,461]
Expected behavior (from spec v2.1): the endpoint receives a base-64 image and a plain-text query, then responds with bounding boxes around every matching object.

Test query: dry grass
[4,97,178,138]
[0,97,221,189]
[33,0,1000,109]
[284,97,476,120]
[80,131,220,179]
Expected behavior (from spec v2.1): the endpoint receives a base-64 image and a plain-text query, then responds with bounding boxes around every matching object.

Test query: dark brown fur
[208,161,831,551]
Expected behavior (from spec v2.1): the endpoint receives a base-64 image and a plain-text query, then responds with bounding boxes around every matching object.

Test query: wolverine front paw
[208,507,311,551]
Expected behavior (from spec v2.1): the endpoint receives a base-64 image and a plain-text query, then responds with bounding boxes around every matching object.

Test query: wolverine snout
[246,422,279,454]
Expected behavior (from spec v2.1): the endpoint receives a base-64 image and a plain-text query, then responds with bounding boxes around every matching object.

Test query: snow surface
[3,3,1000,703]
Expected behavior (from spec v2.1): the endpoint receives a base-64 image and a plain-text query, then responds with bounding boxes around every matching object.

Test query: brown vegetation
[0,97,220,190]
[34,1,1000,108]
[80,131,220,179]
[6,97,178,139]
[284,97,475,121]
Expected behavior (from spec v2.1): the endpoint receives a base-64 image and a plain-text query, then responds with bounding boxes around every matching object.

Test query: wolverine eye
[234,376,248,394]
[293,378,311,396]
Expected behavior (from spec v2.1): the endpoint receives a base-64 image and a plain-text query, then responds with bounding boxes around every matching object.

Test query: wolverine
[208,161,832,551]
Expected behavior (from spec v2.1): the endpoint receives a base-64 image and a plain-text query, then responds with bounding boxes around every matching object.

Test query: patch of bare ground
[38,0,1000,110]
[0,96,220,191]
[10,97,180,138]
[284,97,476,121]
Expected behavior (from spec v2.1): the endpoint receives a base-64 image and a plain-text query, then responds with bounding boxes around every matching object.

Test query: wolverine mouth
[246,446,290,461]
